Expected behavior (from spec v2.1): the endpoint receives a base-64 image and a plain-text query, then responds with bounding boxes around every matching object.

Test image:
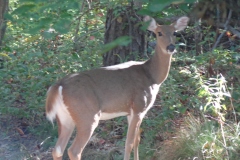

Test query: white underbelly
[100,112,128,120]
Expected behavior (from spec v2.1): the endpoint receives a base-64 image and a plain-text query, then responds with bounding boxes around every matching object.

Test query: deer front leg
[125,112,143,160]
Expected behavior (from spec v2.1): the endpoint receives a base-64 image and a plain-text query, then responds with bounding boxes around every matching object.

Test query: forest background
[0,0,240,159]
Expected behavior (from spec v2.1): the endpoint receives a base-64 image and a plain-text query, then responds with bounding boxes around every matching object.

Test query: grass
[157,114,240,160]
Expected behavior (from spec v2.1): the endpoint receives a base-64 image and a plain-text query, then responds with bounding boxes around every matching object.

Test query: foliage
[0,0,239,159]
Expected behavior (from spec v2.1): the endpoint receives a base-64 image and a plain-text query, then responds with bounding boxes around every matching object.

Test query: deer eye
[173,32,177,36]
[158,32,162,36]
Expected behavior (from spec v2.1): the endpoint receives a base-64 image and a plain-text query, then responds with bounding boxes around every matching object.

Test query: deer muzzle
[166,44,175,53]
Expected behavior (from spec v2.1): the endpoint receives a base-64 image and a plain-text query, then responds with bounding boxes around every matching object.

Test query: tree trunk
[103,5,146,66]
[0,0,8,49]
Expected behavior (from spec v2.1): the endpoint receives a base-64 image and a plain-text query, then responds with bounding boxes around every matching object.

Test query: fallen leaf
[16,127,24,136]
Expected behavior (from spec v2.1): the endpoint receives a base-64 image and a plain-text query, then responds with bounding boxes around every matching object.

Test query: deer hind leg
[52,116,75,160]
[125,110,143,160]
[67,114,100,160]
[133,125,142,160]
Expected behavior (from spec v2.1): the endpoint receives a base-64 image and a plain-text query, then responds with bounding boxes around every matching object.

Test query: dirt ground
[0,115,127,160]
[0,115,52,160]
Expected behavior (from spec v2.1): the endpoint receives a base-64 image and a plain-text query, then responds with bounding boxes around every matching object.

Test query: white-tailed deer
[46,16,189,160]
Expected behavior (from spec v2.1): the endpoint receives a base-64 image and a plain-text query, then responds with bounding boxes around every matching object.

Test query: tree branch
[219,23,240,39]
[74,0,86,38]
[211,9,232,51]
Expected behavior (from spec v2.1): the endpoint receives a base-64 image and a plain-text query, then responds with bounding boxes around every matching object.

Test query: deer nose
[166,44,175,52]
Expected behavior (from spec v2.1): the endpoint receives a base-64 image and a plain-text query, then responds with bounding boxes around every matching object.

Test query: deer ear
[174,16,189,31]
[144,16,157,32]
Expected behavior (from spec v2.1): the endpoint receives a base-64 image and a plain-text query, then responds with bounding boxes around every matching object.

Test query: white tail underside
[46,86,75,128]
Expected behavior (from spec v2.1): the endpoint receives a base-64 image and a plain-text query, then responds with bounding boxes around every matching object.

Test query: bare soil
[0,115,52,160]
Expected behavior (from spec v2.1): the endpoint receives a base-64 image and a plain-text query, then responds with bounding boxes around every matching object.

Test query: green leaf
[147,0,172,12]
[178,3,190,11]
[42,31,55,39]
[184,0,196,3]
[19,0,36,2]
[39,17,53,27]
[12,4,36,15]
[197,88,208,98]
[27,17,53,34]
[179,107,187,114]
[4,13,14,21]
[137,9,152,16]
[101,36,131,54]
[53,19,71,34]
[72,53,80,59]
[67,1,80,9]
[28,25,43,34]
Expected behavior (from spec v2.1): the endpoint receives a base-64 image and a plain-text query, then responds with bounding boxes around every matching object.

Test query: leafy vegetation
[0,0,239,160]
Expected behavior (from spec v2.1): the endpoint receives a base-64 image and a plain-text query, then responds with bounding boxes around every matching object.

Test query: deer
[45,15,189,160]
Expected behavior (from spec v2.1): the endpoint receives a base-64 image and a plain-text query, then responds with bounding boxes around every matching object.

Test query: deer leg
[67,114,100,160]
[133,121,142,160]
[125,113,142,160]
[52,116,75,160]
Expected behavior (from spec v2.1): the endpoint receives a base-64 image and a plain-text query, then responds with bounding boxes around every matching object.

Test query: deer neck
[145,44,172,85]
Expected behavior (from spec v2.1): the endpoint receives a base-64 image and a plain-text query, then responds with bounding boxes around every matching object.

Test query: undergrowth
[162,115,240,160]
[0,2,240,160]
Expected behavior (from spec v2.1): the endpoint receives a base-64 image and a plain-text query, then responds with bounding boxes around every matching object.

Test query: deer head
[144,16,189,55]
